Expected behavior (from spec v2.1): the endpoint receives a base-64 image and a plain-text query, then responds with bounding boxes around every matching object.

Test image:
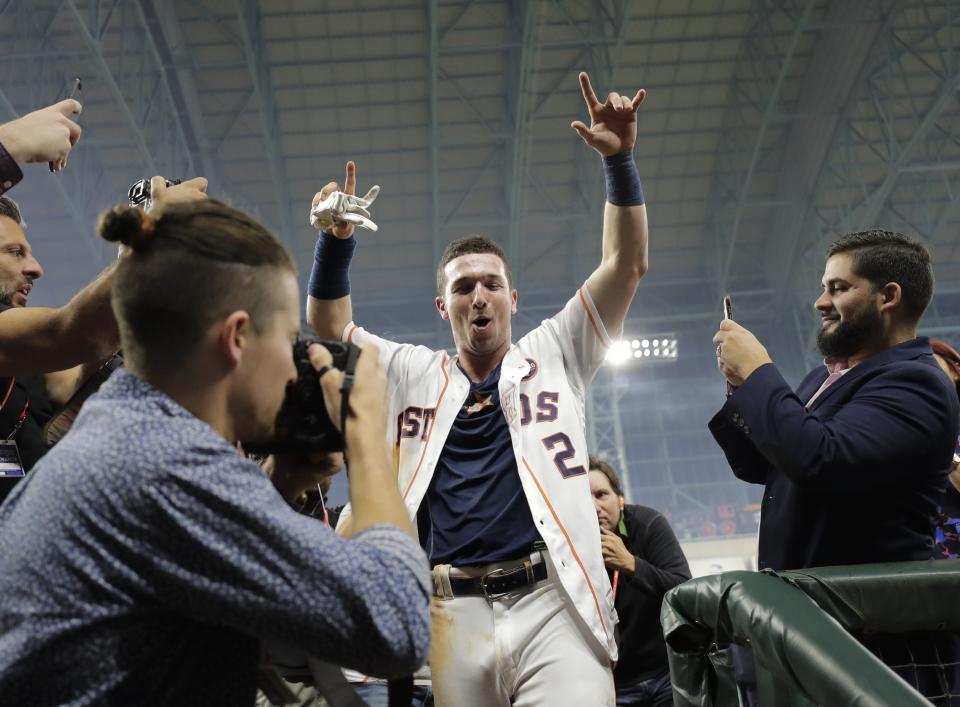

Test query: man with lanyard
[307,71,649,706]
[0,196,79,495]
[0,185,205,499]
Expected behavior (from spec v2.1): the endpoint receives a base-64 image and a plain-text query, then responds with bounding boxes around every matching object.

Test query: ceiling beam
[780,1,960,349]
[427,0,445,344]
[233,0,295,251]
[63,0,157,174]
[505,0,540,278]
[762,0,899,308]
[136,0,223,188]
[716,0,817,293]
[835,66,960,233]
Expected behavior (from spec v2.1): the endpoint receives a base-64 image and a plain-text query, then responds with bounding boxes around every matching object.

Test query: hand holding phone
[0,92,81,169]
[722,294,735,397]
[49,77,82,173]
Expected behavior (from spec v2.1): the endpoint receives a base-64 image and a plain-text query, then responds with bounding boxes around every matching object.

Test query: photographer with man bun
[0,199,431,705]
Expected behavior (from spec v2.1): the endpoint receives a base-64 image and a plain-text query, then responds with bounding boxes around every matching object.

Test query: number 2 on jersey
[541,433,586,479]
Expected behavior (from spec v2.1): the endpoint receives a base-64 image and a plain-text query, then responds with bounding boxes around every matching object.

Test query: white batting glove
[310,186,381,232]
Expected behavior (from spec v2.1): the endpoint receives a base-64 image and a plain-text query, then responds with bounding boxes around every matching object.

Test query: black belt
[447,559,549,600]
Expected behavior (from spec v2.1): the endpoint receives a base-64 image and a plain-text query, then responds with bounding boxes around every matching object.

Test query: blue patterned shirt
[0,369,431,706]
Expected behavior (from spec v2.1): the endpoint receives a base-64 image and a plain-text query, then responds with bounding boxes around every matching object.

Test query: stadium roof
[3,0,958,516]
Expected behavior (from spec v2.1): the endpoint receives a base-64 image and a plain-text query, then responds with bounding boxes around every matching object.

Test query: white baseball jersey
[342,286,618,659]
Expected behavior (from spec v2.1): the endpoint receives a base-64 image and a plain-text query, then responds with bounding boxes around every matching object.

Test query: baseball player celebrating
[307,71,648,707]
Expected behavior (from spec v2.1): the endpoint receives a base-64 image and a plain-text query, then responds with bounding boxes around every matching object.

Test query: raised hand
[0,100,83,169]
[148,176,209,214]
[310,161,380,237]
[570,72,645,157]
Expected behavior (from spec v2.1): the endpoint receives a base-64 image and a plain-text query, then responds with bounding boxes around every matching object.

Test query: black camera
[127,177,182,209]
[243,340,360,455]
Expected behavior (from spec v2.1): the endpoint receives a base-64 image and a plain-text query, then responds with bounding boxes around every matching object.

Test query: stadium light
[605,340,633,365]
[605,334,678,365]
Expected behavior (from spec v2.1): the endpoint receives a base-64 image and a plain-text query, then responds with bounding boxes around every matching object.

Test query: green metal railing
[661,561,960,706]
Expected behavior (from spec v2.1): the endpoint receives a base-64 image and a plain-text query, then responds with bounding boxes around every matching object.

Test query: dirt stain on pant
[429,597,454,677]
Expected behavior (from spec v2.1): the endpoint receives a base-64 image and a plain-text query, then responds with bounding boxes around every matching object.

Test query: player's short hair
[826,230,933,322]
[98,200,295,377]
[588,456,623,497]
[0,196,23,225]
[436,235,512,296]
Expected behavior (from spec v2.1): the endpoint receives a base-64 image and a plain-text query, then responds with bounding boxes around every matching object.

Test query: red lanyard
[0,378,15,409]
[612,569,619,602]
[0,377,29,440]
[7,398,29,440]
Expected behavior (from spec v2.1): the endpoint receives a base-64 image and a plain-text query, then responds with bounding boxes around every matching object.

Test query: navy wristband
[308,232,357,299]
[603,151,644,206]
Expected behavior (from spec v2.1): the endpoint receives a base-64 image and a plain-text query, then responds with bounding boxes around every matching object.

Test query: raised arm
[0,176,207,376]
[572,72,649,336]
[0,267,117,376]
[306,161,374,340]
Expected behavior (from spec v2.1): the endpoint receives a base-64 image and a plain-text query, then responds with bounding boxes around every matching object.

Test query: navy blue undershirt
[424,363,541,566]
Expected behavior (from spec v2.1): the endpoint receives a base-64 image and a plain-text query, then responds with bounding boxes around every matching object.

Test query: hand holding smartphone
[49,77,81,173]
[722,294,735,397]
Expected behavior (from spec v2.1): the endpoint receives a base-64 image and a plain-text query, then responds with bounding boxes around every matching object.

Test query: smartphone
[50,77,82,173]
[67,77,82,103]
[723,294,735,397]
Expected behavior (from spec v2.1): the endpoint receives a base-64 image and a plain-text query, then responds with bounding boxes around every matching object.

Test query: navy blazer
[709,337,959,571]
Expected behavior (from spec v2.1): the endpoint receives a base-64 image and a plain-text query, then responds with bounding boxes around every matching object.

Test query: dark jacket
[610,504,691,685]
[709,337,959,571]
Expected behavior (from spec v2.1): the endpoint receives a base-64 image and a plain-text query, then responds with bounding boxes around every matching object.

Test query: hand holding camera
[268,341,395,533]
[312,341,387,446]
[312,340,409,538]
[128,176,208,214]
[244,339,386,457]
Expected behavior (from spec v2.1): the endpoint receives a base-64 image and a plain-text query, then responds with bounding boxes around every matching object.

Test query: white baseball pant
[429,551,615,707]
